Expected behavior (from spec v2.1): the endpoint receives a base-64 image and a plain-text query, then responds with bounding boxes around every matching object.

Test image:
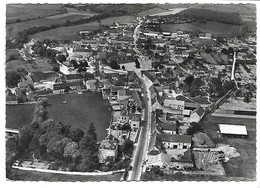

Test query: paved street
[127,21,152,181]
[128,75,152,181]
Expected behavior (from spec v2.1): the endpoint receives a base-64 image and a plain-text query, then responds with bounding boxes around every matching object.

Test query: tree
[70,60,79,69]
[63,141,80,163]
[228,47,234,54]
[121,140,134,156]
[109,60,120,69]
[184,75,194,88]
[69,126,84,142]
[186,122,204,135]
[56,54,66,63]
[122,65,126,70]
[87,123,97,141]
[135,58,141,68]
[6,71,21,87]
[18,126,31,152]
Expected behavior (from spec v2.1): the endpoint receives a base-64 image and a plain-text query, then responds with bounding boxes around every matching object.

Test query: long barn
[218,124,248,138]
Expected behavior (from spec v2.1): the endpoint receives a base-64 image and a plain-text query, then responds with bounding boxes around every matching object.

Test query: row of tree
[177,8,242,25]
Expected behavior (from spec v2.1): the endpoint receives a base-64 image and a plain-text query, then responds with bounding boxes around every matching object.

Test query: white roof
[219,124,247,135]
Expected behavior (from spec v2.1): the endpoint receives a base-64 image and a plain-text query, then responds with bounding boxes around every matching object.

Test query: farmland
[6,4,66,23]
[6,58,55,73]
[6,104,35,129]
[6,7,96,40]
[30,15,136,41]
[161,21,244,38]
[46,92,111,141]
[200,115,256,179]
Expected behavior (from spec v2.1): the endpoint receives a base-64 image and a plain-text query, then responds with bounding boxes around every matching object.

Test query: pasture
[6,7,96,40]
[6,104,35,129]
[6,4,65,23]
[6,58,55,73]
[161,21,243,38]
[30,15,136,41]
[46,92,111,141]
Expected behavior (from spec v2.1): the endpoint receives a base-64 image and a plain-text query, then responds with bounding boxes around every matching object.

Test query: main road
[127,20,152,181]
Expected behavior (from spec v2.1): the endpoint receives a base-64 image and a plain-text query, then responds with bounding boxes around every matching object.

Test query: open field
[161,21,243,38]
[9,168,123,181]
[137,4,191,17]
[191,4,256,18]
[6,49,20,61]
[200,115,256,179]
[6,58,55,73]
[46,92,111,141]
[30,15,136,41]
[6,104,35,129]
[6,7,96,40]
[150,8,188,16]
[6,4,65,23]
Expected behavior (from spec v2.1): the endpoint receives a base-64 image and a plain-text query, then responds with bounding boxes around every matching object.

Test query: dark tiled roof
[65,74,82,80]
[159,134,191,144]
[195,106,205,117]
[157,120,176,132]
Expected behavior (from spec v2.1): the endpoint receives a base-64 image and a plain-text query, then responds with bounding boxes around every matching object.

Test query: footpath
[12,165,124,176]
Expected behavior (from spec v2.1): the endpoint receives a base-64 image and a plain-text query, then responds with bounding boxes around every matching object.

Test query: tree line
[6,97,100,179]
[169,8,242,25]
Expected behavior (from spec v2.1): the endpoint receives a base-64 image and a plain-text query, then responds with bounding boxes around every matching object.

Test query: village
[6,8,256,181]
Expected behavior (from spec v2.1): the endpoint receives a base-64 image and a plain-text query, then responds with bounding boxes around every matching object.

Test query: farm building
[218,124,248,138]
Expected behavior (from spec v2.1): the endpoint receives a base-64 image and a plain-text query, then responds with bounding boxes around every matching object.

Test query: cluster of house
[97,71,143,163]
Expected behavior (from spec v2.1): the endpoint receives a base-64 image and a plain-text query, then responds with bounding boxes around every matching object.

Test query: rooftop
[159,134,191,144]
[219,124,247,135]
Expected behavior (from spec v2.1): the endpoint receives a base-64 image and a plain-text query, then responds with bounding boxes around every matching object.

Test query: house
[18,74,34,90]
[65,74,82,83]
[129,114,141,131]
[157,120,177,135]
[53,83,66,94]
[117,89,134,101]
[146,152,171,171]
[57,60,78,75]
[164,98,185,111]
[159,134,191,150]
[190,106,205,123]
[98,140,118,163]
[218,124,248,138]
[148,133,163,155]
[170,149,194,170]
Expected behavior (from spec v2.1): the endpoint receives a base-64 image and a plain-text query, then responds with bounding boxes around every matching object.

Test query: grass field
[46,92,111,141]
[200,115,256,179]
[6,104,35,129]
[191,4,256,18]
[6,4,65,23]
[161,21,243,38]
[6,49,20,61]
[30,15,136,41]
[10,169,123,181]
[6,58,54,73]
[6,7,96,40]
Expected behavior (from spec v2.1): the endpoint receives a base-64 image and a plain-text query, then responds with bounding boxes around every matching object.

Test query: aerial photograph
[5,2,257,182]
